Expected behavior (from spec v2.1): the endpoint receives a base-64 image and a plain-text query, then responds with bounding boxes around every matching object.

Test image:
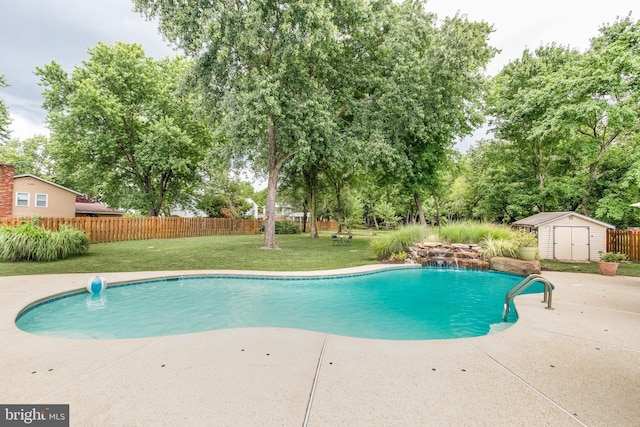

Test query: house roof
[14,174,83,196]
[75,202,125,216]
[512,211,615,229]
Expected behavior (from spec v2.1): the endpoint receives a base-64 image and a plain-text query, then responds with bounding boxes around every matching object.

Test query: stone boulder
[489,257,541,275]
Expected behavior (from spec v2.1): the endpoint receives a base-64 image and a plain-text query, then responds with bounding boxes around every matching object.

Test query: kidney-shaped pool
[16,268,543,340]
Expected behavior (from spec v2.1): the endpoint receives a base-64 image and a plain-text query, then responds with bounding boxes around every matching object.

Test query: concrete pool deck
[1,266,638,426]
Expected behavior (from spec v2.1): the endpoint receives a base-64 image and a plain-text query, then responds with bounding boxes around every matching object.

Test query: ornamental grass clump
[512,229,538,247]
[438,221,513,244]
[480,236,518,259]
[370,225,426,260]
[0,222,90,262]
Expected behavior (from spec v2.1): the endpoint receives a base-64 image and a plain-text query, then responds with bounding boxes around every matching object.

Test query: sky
[0,0,636,150]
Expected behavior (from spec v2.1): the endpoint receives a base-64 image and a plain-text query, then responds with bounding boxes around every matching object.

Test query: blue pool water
[16,268,543,340]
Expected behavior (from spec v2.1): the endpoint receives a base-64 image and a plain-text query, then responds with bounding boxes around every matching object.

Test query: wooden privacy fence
[607,229,640,262]
[0,217,262,244]
[303,221,340,232]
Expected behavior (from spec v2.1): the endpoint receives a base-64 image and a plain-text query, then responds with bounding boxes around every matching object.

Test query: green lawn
[541,259,640,277]
[0,233,379,276]
[1,232,639,277]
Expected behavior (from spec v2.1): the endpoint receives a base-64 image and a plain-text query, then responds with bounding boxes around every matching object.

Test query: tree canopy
[134,0,497,244]
[136,0,379,247]
[0,135,53,178]
[37,42,214,216]
[458,14,640,227]
[359,3,495,224]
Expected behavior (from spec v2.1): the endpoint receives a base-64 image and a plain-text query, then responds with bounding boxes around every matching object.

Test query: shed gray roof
[512,211,615,229]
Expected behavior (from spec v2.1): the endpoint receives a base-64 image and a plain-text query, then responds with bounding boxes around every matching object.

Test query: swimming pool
[16,268,543,340]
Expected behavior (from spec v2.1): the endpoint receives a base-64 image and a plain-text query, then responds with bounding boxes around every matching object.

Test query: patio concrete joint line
[465,339,588,427]
[303,333,329,427]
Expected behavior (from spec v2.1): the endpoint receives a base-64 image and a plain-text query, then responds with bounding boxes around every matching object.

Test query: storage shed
[512,212,615,261]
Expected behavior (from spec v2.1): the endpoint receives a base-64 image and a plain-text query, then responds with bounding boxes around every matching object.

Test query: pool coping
[1,266,639,426]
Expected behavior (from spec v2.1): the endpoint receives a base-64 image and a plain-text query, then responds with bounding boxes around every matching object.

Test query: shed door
[554,226,590,261]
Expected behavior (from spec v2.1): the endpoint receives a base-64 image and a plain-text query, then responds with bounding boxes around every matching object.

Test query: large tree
[483,16,640,222]
[37,42,214,216]
[488,45,582,214]
[360,3,495,225]
[559,15,640,215]
[135,0,369,248]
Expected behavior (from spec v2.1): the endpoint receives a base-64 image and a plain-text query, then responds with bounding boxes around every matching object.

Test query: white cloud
[8,113,49,140]
[428,0,635,75]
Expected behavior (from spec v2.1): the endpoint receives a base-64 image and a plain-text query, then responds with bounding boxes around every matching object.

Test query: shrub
[598,251,627,262]
[375,201,401,229]
[389,252,407,262]
[259,221,301,235]
[0,222,90,262]
[370,225,426,260]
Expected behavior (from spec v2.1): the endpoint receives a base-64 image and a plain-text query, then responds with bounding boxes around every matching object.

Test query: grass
[1,231,638,277]
[541,259,640,277]
[438,221,513,244]
[0,232,378,277]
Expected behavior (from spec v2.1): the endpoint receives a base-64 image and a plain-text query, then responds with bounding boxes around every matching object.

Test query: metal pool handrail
[503,274,554,320]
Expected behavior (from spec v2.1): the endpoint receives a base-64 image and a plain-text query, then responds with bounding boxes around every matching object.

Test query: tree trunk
[578,128,619,216]
[303,167,319,238]
[414,192,427,226]
[370,200,379,230]
[310,184,319,238]
[334,181,343,233]
[301,197,308,233]
[263,116,282,249]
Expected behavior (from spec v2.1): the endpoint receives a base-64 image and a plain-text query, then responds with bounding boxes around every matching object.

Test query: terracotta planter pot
[598,261,619,276]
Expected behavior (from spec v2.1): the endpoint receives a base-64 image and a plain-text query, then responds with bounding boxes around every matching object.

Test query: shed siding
[588,226,608,260]
[535,215,609,261]
[538,225,554,260]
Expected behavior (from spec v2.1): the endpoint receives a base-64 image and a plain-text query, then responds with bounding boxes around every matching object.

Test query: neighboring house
[0,163,123,218]
[255,202,307,222]
[0,163,82,218]
[245,198,259,219]
[513,211,615,261]
[169,205,207,218]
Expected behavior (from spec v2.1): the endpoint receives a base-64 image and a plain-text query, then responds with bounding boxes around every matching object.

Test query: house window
[16,192,29,207]
[36,193,48,208]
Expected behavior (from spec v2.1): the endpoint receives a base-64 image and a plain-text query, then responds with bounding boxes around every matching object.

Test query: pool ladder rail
[503,274,554,321]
